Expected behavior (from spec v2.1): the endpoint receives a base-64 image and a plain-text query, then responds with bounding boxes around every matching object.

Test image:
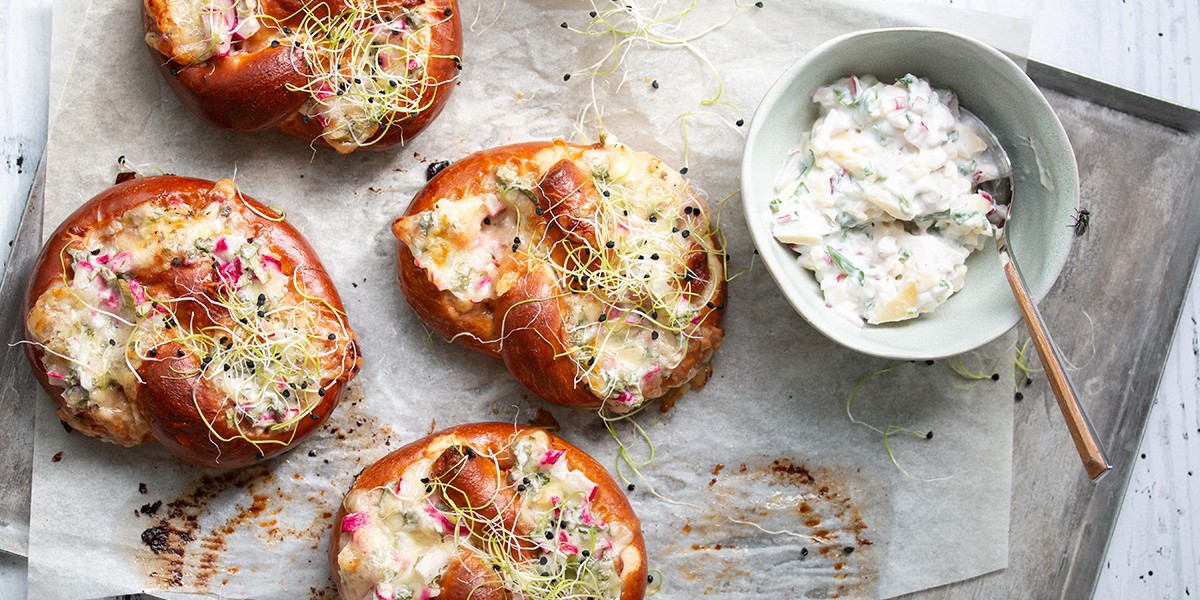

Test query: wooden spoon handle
[1003,258,1111,481]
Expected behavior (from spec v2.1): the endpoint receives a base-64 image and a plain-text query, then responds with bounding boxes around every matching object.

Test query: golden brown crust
[22,175,361,468]
[392,140,727,411]
[144,0,461,150]
[329,423,648,600]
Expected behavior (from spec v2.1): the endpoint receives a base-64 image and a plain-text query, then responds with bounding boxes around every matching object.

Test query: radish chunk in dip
[769,74,1001,326]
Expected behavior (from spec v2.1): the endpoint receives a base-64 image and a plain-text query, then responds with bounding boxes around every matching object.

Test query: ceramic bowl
[742,27,1078,360]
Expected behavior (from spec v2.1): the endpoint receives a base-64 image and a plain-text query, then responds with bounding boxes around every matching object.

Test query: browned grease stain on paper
[134,386,394,598]
[661,458,878,599]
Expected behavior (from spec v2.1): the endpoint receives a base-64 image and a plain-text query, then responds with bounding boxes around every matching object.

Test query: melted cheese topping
[769,74,1000,325]
[144,0,260,64]
[396,140,723,411]
[337,431,631,600]
[26,179,350,446]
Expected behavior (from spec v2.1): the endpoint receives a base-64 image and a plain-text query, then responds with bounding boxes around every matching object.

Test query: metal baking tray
[907,61,1200,599]
[3,58,1199,600]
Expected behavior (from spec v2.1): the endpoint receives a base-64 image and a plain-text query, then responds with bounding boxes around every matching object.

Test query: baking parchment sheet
[29,1,1031,598]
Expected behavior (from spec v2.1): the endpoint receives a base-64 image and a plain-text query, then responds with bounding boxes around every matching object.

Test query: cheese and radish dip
[25,178,356,447]
[336,430,637,600]
[393,139,725,412]
[769,74,1002,326]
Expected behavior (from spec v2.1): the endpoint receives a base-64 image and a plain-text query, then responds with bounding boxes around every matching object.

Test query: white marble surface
[1,0,1197,598]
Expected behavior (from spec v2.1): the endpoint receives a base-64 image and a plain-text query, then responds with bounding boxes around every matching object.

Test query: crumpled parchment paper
[29,1,1030,598]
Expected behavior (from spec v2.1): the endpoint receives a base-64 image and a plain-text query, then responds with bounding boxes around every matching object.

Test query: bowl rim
[740,26,1079,360]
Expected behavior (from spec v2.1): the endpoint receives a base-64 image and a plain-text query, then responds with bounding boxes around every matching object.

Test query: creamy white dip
[770,74,1001,326]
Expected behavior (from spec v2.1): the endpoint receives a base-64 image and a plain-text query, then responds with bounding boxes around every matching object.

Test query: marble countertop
[1,0,1196,598]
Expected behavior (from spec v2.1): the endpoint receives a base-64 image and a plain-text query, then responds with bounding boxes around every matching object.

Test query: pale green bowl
[742,28,1078,360]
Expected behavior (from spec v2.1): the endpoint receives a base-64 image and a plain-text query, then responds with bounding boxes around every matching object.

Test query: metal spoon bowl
[965,110,1112,482]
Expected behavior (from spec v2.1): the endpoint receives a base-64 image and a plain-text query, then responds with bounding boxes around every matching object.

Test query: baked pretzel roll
[143,0,462,153]
[22,175,361,468]
[331,423,648,600]
[392,139,727,413]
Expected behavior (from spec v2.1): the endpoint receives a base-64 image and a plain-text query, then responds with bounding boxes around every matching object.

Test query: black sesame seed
[246,361,254,370]
[257,293,266,306]
[672,227,679,233]
[536,208,544,215]
[301,382,308,389]
[679,167,689,174]
[426,486,433,493]
[511,244,519,252]
[598,314,607,322]
[581,550,590,557]
[517,484,527,492]
[148,349,158,357]
[606,241,615,249]
[649,215,657,222]
[926,431,934,439]
[176,350,184,357]
[843,546,854,555]
[539,556,547,565]
[109,339,116,346]
[652,80,659,89]
[492,565,501,571]
[801,547,808,556]
[318,387,326,396]
[648,575,654,583]
[271,40,280,47]
[560,21,568,28]
[1025,377,1033,386]
[627,484,635,491]
[602,190,610,197]
[717,303,725,310]
[650,253,659,260]
[651,331,659,340]
[169,66,180,76]
[991,373,1000,381]
[310,413,319,420]
[545,531,554,540]
[484,217,491,225]
[514,237,521,244]
[541,572,549,577]
[681,230,690,238]
[587,357,595,366]
[421,477,430,483]
[429,158,451,178]
[257,311,265,318]
[283,26,292,34]
[444,7,452,15]
[755,1,763,6]
[684,206,693,215]
[224,364,231,371]
[202,356,212,364]
[1015,392,1024,401]
[590,10,597,17]
[736,119,745,127]
[328,333,337,340]
[171,257,181,267]
[563,74,571,81]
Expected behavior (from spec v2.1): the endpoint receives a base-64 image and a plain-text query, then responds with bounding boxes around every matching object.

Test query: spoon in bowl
[966,111,1112,482]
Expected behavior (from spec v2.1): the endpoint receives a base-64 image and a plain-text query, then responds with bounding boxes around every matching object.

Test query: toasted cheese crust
[23,175,361,468]
[393,139,726,412]
[143,0,462,152]
[331,423,648,600]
